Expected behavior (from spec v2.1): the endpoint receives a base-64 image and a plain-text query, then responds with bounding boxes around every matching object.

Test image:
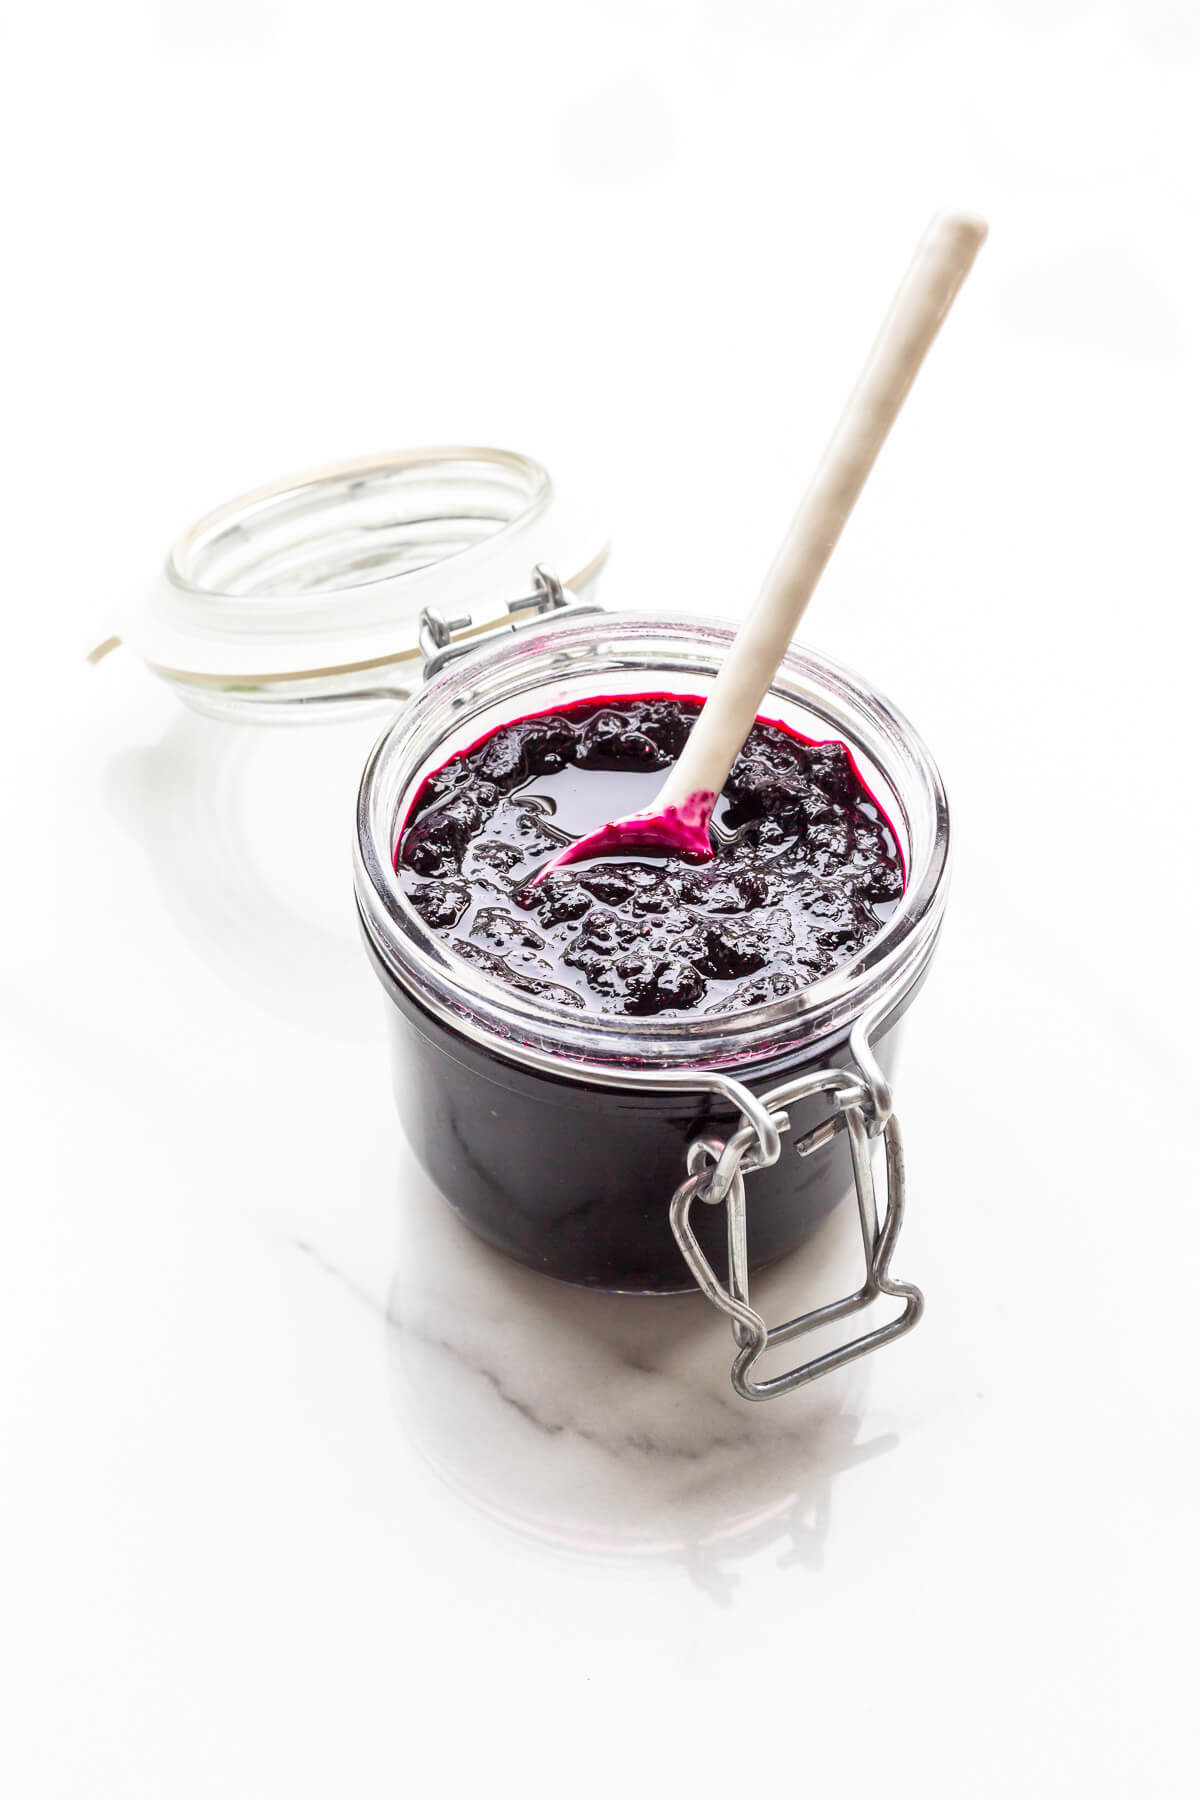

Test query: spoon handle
[658,211,988,812]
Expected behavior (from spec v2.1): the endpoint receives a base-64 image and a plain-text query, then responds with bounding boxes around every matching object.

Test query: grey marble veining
[384,1162,901,1595]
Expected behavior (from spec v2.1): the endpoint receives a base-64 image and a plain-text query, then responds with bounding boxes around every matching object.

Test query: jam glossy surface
[396,696,904,1019]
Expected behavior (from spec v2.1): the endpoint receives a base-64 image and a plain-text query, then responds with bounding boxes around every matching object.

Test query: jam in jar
[395,694,905,1022]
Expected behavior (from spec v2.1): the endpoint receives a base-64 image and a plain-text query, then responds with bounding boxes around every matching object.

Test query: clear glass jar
[104,447,950,1401]
[354,612,950,1396]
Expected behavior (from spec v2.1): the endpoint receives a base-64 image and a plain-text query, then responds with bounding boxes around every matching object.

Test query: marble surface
[4,4,1200,1795]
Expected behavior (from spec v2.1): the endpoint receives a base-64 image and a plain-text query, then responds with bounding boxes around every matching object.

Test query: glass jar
[102,446,951,1402]
[353,611,950,1399]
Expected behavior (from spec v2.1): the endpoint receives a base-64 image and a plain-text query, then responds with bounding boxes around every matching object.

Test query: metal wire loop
[667,1014,923,1399]
[849,997,894,1131]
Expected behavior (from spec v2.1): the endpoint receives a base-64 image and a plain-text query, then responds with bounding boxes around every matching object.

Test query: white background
[3,4,1199,1795]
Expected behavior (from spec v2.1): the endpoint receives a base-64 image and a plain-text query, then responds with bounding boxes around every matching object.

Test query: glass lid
[100,446,609,716]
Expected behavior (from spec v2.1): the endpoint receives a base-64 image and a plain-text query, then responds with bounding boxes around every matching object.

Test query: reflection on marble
[387,1166,899,1604]
[103,709,385,1041]
[100,696,902,1605]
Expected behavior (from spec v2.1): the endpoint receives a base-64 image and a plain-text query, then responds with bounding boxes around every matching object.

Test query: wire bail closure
[418,564,602,680]
[668,999,924,1400]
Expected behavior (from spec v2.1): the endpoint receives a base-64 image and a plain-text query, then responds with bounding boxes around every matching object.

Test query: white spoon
[535,211,987,878]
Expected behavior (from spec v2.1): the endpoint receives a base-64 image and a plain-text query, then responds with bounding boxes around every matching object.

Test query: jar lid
[103,447,609,715]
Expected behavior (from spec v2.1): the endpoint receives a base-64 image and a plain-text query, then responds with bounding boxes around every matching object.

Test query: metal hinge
[418,564,604,680]
[668,1005,924,1400]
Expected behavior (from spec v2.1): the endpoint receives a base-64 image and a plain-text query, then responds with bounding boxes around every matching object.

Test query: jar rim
[354,612,950,1074]
[167,446,552,604]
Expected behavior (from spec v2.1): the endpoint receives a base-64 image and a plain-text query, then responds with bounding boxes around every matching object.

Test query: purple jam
[395,695,904,1019]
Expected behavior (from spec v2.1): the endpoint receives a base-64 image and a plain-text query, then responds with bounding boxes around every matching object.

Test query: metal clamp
[668,1013,924,1401]
[418,564,603,680]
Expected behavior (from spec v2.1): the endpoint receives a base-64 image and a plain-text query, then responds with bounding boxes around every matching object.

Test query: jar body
[366,930,909,1290]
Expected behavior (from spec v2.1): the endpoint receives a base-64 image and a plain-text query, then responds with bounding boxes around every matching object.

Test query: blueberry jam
[396,696,904,1020]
